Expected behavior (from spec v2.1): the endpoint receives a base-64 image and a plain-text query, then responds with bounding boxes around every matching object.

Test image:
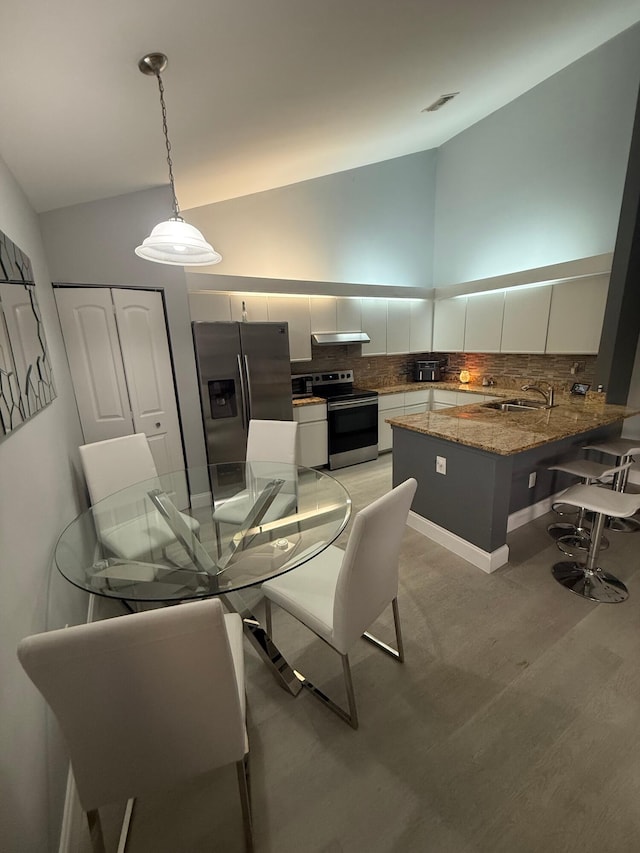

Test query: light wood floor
[111,455,640,852]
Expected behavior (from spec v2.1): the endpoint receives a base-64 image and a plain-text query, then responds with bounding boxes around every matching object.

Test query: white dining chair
[262,477,417,729]
[17,599,253,852]
[79,433,199,561]
[213,419,298,553]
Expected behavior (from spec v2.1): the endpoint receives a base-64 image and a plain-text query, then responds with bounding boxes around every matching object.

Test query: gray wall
[39,187,208,474]
[433,24,640,287]
[186,150,437,288]
[0,153,88,853]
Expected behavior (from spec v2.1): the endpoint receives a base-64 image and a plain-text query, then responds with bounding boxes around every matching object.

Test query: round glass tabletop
[55,462,351,602]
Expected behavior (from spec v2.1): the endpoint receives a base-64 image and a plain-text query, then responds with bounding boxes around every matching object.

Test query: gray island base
[391,422,622,573]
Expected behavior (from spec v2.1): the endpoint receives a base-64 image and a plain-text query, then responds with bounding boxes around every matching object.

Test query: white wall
[433,23,640,287]
[0,154,87,852]
[186,150,437,288]
[39,187,208,476]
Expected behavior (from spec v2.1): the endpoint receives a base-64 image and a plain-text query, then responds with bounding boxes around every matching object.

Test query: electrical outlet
[528,472,537,488]
[436,455,447,475]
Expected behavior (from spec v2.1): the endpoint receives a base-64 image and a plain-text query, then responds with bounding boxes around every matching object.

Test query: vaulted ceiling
[2,0,639,214]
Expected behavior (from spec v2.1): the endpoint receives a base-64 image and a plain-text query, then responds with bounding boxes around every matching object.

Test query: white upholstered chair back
[17,599,245,812]
[79,433,160,505]
[246,419,298,464]
[332,478,417,654]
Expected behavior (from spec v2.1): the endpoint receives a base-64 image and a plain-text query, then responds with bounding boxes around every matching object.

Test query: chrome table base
[551,561,629,603]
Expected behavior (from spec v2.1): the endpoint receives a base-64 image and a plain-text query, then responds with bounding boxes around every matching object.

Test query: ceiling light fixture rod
[139,53,180,219]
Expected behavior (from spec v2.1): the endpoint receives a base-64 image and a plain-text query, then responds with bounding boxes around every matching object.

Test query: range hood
[311,331,371,345]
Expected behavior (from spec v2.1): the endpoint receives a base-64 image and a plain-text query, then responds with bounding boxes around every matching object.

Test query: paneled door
[56,287,187,506]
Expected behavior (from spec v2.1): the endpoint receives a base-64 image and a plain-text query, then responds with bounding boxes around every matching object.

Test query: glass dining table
[54,461,352,695]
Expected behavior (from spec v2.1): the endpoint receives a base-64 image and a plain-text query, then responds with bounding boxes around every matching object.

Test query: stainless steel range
[312,370,378,470]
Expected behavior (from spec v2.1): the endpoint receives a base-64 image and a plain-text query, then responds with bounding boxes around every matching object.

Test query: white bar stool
[584,439,640,532]
[547,459,632,555]
[552,483,640,603]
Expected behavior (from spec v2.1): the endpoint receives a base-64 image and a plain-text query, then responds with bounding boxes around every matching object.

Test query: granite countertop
[366,381,501,396]
[385,394,639,455]
[292,396,327,407]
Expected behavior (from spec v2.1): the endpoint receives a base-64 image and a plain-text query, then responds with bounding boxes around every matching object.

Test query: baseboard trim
[407,511,509,573]
[507,490,566,533]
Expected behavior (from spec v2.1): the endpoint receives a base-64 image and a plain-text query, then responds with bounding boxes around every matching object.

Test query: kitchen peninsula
[388,389,639,573]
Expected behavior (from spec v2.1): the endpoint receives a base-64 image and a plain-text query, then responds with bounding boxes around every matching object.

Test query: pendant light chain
[154,70,181,220]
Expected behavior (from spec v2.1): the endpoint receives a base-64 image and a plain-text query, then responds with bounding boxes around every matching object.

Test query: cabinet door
[55,287,133,443]
[188,292,231,322]
[310,297,337,333]
[112,289,187,501]
[433,298,467,352]
[336,297,362,332]
[501,286,552,353]
[230,294,269,322]
[386,300,412,354]
[464,292,504,353]
[361,299,387,355]
[545,276,609,354]
[297,421,328,467]
[378,407,404,451]
[404,402,428,415]
[267,296,311,361]
[409,300,433,353]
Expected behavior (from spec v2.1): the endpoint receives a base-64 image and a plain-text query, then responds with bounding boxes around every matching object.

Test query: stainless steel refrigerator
[192,321,293,465]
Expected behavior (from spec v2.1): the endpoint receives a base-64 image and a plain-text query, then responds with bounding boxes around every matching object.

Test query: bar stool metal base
[552,561,629,603]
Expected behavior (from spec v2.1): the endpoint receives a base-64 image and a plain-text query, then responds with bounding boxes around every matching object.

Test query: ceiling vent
[422,92,459,112]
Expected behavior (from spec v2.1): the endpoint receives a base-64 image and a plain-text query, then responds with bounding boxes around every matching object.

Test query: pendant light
[135,53,221,266]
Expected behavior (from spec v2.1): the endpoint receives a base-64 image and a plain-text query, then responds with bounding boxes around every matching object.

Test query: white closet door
[55,287,133,442]
[112,290,186,491]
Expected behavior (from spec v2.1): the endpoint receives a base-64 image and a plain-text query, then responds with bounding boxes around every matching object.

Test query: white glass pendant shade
[135,218,222,266]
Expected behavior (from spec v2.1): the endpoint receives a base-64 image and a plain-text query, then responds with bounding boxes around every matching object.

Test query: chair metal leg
[236,755,254,852]
[86,809,107,853]
[116,799,135,853]
[264,597,272,638]
[363,598,405,662]
[341,653,359,729]
[215,520,222,558]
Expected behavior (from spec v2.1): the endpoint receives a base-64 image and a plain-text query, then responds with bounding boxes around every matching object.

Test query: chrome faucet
[521,383,555,408]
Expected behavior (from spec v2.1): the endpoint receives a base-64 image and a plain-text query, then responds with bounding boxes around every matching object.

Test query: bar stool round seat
[547,458,619,550]
[584,439,640,533]
[552,484,640,603]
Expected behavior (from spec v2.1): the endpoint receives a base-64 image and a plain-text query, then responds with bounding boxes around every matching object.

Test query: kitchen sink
[483,398,551,412]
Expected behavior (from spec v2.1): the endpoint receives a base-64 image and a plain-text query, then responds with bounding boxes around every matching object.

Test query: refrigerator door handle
[243,354,254,423]
[237,354,249,430]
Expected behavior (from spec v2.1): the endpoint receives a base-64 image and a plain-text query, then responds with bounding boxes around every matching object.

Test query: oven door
[327,398,378,469]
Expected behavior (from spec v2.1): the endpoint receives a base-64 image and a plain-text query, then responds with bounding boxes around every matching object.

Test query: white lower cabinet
[293,403,328,467]
[378,390,430,452]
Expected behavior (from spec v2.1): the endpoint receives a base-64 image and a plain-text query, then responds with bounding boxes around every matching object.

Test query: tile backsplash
[292,346,597,392]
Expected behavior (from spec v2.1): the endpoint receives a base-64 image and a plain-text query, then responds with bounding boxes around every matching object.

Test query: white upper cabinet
[501,286,552,353]
[464,292,504,353]
[336,297,362,332]
[433,298,467,352]
[230,294,269,323]
[409,300,433,353]
[188,292,232,322]
[545,276,609,354]
[267,295,311,361]
[386,300,412,354]
[361,299,387,355]
[310,296,337,333]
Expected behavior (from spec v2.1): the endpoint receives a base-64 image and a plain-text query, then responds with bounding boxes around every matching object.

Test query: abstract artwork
[0,228,55,438]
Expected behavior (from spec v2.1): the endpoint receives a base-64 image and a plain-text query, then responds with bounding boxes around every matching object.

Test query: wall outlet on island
[436,455,447,475]
[528,472,537,488]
